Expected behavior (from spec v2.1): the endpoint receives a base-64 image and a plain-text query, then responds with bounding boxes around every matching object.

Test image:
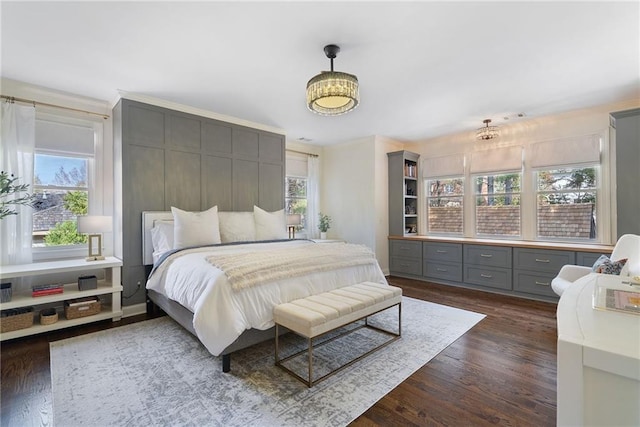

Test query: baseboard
[122,303,146,318]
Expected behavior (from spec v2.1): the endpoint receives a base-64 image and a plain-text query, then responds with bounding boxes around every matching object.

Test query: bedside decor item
[78,275,98,291]
[32,283,63,297]
[0,306,34,333]
[318,212,331,239]
[476,119,499,141]
[1,282,12,303]
[306,44,359,116]
[77,215,112,261]
[286,214,301,239]
[64,296,101,319]
[40,308,59,325]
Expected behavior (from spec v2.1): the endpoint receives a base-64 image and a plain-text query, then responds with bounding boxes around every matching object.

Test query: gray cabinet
[464,245,512,290]
[114,99,285,305]
[611,108,640,238]
[423,242,462,282]
[513,248,575,298]
[389,240,422,276]
[387,150,420,236]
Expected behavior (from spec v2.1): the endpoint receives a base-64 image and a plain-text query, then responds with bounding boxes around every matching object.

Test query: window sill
[32,245,88,262]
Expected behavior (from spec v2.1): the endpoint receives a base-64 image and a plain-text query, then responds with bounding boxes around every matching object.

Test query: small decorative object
[64,296,101,319]
[32,284,63,297]
[0,307,34,333]
[1,282,12,303]
[77,215,112,261]
[318,212,331,239]
[39,308,58,325]
[78,275,98,291]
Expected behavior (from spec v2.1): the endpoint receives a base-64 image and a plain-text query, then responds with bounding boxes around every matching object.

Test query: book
[32,284,63,292]
[32,288,64,297]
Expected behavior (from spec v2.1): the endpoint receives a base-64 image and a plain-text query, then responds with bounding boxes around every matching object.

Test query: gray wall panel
[203,122,232,154]
[166,150,201,210]
[233,159,260,210]
[260,133,284,162]
[169,114,201,151]
[259,162,284,211]
[612,108,640,237]
[202,155,233,210]
[127,104,165,146]
[233,128,259,158]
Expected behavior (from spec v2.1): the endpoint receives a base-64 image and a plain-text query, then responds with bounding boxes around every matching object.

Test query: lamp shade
[287,214,302,226]
[77,215,112,233]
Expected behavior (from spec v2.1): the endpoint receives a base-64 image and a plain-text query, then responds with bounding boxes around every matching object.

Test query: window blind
[286,152,308,177]
[529,135,600,168]
[423,153,465,178]
[470,146,522,174]
[35,120,95,156]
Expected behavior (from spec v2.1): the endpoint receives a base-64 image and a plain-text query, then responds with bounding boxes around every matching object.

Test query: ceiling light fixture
[306,44,359,116]
[476,119,499,140]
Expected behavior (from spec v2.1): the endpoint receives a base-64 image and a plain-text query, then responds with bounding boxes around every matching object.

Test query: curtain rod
[1,95,110,119]
[286,148,319,158]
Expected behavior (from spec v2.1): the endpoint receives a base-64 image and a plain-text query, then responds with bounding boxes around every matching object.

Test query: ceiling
[2,1,638,146]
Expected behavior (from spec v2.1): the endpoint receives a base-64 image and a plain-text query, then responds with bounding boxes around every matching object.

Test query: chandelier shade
[476,119,499,140]
[306,45,359,116]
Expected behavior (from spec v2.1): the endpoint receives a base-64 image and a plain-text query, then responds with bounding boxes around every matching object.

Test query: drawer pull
[535,259,550,263]
[480,254,493,258]
[436,250,447,253]
[535,281,550,286]
[480,274,493,279]
[436,268,448,272]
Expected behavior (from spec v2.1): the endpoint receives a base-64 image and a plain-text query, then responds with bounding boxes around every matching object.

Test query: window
[31,116,99,250]
[474,173,521,237]
[536,167,597,240]
[285,176,307,232]
[32,153,89,246]
[426,177,464,234]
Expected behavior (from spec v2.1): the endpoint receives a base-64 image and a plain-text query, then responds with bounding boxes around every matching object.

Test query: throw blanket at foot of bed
[206,243,378,291]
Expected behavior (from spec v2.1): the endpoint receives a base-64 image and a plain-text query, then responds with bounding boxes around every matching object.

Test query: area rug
[51,297,484,426]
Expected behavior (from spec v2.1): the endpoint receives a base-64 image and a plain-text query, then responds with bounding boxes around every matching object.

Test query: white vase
[320,232,327,240]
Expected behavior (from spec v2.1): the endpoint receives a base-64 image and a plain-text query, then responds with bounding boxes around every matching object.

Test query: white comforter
[146,240,388,356]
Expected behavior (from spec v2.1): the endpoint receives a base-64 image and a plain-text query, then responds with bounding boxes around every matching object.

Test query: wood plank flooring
[1,277,558,426]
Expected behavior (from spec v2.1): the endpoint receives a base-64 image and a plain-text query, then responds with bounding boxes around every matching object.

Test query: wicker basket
[1,307,34,333]
[64,297,101,320]
[40,308,59,325]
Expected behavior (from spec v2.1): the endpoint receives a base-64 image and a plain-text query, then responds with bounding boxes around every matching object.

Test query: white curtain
[306,155,320,239]
[1,102,36,265]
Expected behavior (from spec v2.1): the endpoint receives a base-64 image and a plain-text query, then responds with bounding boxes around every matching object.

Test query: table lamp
[77,215,112,261]
[286,214,301,239]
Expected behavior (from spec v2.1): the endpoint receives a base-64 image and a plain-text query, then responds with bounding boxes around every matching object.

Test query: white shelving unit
[0,256,123,341]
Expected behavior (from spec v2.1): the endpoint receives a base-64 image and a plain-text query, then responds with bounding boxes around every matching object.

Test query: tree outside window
[285,177,307,233]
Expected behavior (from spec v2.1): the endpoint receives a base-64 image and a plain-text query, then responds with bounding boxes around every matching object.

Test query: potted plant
[318,212,331,239]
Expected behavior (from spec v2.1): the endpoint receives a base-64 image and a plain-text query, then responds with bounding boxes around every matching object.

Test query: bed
[142,209,388,372]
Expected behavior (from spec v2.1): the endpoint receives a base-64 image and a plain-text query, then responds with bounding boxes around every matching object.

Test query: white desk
[557,274,640,426]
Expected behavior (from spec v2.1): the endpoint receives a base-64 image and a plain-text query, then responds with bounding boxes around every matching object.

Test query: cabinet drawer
[423,242,462,263]
[513,270,557,298]
[464,265,512,290]
[576,251,606,267]
[391,257,422,276]
[390,240,422,260]
[464,245,512,268]
[513,248,575,273]
[424,261,462,282]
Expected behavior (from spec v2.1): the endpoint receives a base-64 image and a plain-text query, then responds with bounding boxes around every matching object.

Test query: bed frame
[142,211,283,372]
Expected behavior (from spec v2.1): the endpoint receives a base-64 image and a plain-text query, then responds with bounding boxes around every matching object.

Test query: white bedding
[146,240,388,356]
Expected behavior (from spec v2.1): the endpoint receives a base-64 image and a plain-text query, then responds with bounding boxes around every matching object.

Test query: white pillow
[253,206,287,240]
[171,206,221,249]
[150,221,174,253]
[218,211,256,243]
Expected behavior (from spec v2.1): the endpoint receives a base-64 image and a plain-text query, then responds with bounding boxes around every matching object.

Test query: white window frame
[472,171,523,239]
[425,176,465,235]
[32,112,104,261]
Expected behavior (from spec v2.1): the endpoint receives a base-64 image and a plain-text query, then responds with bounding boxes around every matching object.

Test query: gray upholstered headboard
[142,211,173,266]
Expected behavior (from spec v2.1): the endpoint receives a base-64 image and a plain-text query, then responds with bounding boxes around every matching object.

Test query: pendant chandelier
[306,44,359,116]
[476,119,499,140]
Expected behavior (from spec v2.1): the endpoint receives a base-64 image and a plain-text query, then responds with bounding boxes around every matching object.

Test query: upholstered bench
[273,281,402,387]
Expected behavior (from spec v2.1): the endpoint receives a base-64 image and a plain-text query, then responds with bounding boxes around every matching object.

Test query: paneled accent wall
[113,99,285,306]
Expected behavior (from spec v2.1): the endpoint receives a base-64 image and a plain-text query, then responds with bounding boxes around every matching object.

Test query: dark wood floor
[1,277,558,427]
